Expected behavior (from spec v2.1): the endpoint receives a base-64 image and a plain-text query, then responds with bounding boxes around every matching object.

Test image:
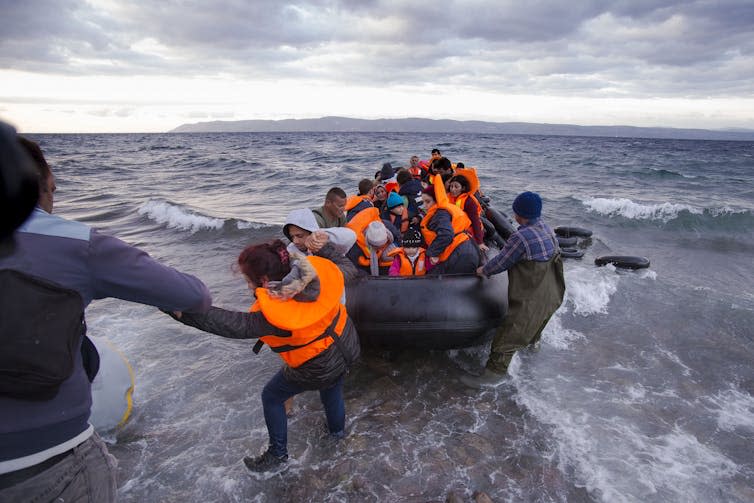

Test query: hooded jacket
[283,209,356,257]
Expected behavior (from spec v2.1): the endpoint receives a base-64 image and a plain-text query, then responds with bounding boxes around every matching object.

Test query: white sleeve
[323,227,357,255]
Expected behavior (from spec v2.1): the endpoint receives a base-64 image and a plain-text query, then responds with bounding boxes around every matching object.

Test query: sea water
[29,132,753,502]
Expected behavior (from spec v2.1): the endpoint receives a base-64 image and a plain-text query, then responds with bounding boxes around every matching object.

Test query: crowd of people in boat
[0,130,564,485]
[290,148,491,278]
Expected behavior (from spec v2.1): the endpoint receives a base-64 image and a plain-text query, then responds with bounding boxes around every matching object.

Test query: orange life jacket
[454,193,482,217]
[249,256,348,368]
[345,194,372,211]
[345,207,394,268]
[387,208,410,234]
[408,166,423,179]
[421,174,471,262]
[454,167,481,196]
[387,248,427,276]
[384,181,399,194]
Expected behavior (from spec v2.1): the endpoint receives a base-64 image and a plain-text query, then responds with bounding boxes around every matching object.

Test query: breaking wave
[138,200,266,233]
[581,197,753,230]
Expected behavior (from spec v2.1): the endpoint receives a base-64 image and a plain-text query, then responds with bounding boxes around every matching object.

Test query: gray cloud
[1,0,752,98]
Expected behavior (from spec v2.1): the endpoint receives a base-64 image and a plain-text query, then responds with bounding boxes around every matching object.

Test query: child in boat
[388,228,430,276]
[382,191,409,234]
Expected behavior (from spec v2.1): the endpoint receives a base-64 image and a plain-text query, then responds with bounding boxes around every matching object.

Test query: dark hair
[357,178,373,195]
[237,239,291,286]
[456,162,465,169]
[18,136,51,182]
[325,187,347,201]
[396,169,412,185]
[431,148,441,155]
[449,174,470,193]
[435,157,452,172]
[422,184,436,200]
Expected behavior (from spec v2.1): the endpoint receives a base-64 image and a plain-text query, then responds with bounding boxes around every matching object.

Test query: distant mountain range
[170,116,754,141]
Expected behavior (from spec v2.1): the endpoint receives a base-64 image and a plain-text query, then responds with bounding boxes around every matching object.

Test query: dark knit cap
[512,191,542,219]
[402,228,423,248]
[380,162,394,180]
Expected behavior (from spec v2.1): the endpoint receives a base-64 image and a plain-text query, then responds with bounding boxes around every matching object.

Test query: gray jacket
[0,207,211,469]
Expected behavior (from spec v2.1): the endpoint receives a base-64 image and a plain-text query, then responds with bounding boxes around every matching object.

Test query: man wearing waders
[461,191,565,388]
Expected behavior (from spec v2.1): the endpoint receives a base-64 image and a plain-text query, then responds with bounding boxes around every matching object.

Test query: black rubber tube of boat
[481,215,506,248]
[485,207,516,240]
[560,248,585,259]
[557,235,578,247]
[594,255,650,269]
[555,226,593,238]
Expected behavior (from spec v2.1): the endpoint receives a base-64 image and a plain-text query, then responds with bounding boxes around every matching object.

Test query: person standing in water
[461,191,565,388]
[168,240,360,472]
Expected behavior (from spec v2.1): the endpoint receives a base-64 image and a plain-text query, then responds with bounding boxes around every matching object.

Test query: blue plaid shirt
[482,218,558,276]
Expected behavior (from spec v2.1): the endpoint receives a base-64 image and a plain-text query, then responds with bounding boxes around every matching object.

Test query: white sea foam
[537,264,620,350]
[581,197,748,223]
[581,197,699,221]
[564,264,620,316]
[514,387,738,503]
[138,200,224,233]
[704,387,754,432]
[540,309,585,350]
[236,220,265,230]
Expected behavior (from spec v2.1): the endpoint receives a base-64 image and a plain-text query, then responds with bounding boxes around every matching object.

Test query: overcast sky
[1,0,753,132]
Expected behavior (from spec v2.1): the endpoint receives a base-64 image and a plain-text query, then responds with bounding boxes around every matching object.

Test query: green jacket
[312,206,345,228]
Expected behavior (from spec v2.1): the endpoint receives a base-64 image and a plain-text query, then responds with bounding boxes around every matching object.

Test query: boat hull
[345,273,508,350]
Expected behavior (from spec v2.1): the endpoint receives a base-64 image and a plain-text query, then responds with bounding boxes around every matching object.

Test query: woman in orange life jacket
[167,240,360,472]
[448,172,488,253]
[420,174,480,275]
[381,191,409,234]
[388,227,431,276]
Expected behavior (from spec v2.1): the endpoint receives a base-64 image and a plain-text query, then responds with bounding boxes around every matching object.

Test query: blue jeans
[261,369,345,457]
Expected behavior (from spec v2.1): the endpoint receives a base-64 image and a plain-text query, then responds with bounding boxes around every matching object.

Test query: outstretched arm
[168,306,288,340]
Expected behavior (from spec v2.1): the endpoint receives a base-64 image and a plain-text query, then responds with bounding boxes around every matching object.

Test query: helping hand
[475,266,486,278]
[305,230,328,253]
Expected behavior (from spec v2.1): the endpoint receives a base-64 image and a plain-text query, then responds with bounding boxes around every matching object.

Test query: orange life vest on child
[421,174,471,263]
[387,248,427,276]
[345,207,394,268]
[387,209,410,234]
[249,256,348,368]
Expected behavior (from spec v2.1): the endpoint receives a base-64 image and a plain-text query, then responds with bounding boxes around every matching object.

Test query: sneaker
[459,368,507,389]
[320,421,346,441]
[243,449,288,472]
